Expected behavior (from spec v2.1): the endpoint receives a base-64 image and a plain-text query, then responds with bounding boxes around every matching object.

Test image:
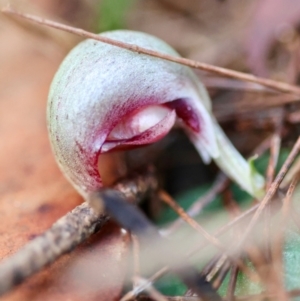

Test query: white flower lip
[107,105,173,141]
[102,106,176,153]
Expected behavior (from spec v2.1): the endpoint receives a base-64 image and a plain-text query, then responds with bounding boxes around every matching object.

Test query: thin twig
[235,136,300,253]
[281,153,300,188]
[2,6,300,95]
[0,0,79,50]
[212,259,231,290]
[266,132,282,190]
[189,173,229,217]
[226,265,239,301]
[121,267,169,301]
[207,255,228,284]
[158,190,226,252]
[282,174,300,218]
[161,173,229,236]
[0,169,158,296]
[201,254,223,279]
[264,118,283,262]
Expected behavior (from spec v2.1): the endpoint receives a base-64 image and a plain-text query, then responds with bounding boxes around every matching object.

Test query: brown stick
[0,203,107,295]
[0,169,158,296]
[264,120,283,262]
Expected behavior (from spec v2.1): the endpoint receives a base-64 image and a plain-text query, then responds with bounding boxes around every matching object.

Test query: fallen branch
[0,168,158,296]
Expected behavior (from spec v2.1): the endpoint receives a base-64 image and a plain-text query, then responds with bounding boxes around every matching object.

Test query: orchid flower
[48,30,265,200]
